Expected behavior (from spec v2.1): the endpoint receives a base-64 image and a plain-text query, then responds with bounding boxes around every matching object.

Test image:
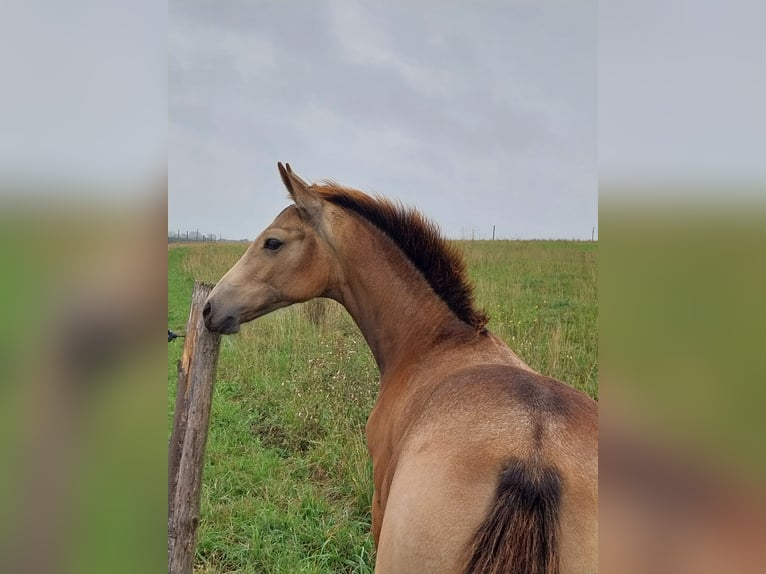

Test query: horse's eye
[264,238,283,251]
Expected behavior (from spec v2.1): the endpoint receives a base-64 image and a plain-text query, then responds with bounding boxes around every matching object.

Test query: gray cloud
[169,1,596,239]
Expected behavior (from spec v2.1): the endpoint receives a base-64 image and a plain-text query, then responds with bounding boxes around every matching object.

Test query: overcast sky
[169,1,596,240]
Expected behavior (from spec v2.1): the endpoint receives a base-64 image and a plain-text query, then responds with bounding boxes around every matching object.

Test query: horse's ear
[277,162,322,223]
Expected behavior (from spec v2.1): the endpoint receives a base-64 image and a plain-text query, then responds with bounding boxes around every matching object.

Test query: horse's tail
[464,459,562,574]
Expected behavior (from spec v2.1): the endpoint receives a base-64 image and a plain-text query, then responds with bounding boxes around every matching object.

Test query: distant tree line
[168,230,250,243]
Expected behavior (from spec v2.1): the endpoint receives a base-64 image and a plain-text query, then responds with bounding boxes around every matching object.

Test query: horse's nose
[203,300,212,321]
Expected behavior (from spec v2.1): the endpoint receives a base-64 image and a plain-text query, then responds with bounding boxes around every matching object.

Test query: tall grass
[168,240,597,573]
[460,240,598,397]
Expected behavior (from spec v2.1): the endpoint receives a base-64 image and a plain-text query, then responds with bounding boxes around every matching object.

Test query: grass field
[168,240,597,574]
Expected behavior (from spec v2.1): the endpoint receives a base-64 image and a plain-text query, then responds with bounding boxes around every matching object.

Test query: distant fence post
[168,281,222,574]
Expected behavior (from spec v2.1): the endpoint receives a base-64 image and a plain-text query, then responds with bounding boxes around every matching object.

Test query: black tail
[465,459,561,574]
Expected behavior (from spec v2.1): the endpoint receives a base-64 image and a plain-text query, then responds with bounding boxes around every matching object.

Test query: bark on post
[168,281,221,574]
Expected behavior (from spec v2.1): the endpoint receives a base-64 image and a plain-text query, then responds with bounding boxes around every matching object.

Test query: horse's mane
[310,182,488,332]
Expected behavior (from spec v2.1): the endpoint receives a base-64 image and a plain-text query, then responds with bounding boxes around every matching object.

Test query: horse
[203,163,598,574]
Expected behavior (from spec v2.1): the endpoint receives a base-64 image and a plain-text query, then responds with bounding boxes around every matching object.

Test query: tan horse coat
[204,164,597,574]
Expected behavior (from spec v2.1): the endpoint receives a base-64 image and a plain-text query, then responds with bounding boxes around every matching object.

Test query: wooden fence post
[168,281,222,574]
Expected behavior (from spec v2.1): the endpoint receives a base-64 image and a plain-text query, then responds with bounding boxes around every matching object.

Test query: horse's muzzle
[203,300,241,334]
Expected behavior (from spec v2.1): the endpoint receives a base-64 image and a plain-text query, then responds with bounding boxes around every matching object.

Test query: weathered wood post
[168,281,222,574]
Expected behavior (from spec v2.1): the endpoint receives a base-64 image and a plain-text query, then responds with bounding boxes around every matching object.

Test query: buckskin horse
[203,163,597,574]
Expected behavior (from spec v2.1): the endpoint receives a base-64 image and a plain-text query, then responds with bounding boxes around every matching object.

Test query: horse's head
[203,163,336,334]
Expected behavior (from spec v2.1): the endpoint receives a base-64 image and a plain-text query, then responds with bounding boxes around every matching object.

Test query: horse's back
[414,362,597,472]
[375,362,597,574]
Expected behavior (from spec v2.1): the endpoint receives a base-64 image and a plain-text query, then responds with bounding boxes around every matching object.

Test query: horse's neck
[331,225,467,376]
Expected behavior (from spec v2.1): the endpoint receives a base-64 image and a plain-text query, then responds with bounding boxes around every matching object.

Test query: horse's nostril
[203,301,212,319]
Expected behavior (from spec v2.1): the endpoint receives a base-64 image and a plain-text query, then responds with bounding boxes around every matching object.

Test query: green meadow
[168,240,597,573]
